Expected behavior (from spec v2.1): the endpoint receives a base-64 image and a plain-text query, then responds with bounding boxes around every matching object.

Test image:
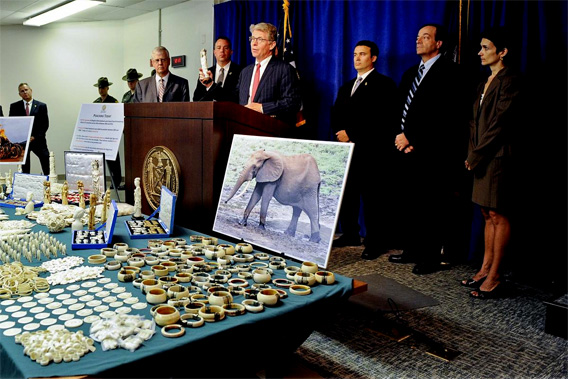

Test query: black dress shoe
[361,247,389,260]
[332,235,362,247]
[117,184,125,190]
[388,252,416,264]
[412,262,443,275]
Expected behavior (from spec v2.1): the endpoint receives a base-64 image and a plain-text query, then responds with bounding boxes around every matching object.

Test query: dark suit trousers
[23,138,50,175]
[106,152,122,187]
[338,152,398,248]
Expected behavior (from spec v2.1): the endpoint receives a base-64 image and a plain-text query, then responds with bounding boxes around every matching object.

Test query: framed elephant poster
[214,134,354,268]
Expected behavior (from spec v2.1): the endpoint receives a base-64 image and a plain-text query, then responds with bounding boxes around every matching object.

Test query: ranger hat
[122,68,143,82]
[94,77,112,88]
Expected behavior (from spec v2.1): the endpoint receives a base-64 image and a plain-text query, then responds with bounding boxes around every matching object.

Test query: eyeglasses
[249,36,272,44]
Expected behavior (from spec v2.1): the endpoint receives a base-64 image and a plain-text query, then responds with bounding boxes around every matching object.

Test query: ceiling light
[24,0,105,27]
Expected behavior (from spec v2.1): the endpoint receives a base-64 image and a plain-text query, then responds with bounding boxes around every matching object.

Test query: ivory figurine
[72,208,85,231]
[24,192,34,214]
[132,177,143,220]
[61,181,69,205]
[43,181,51,204]
[200,49,210,79]
[102,188,111,222]
[91,159,101,201]
[49,151,57,183]
[88,193,97,230]
[77,180,85,209]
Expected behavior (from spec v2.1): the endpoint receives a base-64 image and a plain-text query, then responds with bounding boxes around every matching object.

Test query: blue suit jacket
[237,57,301,125]
[134,73,189,103]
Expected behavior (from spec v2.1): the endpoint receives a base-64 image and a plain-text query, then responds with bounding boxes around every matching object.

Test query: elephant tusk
[231,180,251,200]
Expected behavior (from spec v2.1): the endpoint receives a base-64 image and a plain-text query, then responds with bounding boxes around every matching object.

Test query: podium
[123,102,291,233]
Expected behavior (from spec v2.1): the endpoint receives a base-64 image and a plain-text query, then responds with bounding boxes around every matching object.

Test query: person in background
[236,22,301,126]
[331,40,399,260]
[9,83,50,175]
[194,36,242,102]
[389,23,470,275]
[93,77,122,190]
[122,68,143,103]
[0,105,3,116]
[464,27,522,299]
[134,46,189,103]
[94,77,119,103]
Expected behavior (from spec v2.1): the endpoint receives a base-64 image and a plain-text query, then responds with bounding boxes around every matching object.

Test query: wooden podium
[123,102,290,233]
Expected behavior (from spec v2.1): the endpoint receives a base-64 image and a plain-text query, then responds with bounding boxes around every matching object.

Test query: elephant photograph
[214,135,353,268]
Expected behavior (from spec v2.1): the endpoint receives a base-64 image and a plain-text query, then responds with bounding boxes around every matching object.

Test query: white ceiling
[0,0,192,26]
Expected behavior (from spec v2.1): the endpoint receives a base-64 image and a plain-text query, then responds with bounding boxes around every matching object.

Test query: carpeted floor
[292,245,568,379]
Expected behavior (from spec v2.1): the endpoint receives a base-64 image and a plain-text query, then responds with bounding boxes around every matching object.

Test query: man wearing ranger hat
[121,69,142,103]
[93,77,118,103]
[93,77,122,189]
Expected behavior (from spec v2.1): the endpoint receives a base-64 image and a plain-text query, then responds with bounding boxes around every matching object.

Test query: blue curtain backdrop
[214,0,567,288]
[214,0,566,140]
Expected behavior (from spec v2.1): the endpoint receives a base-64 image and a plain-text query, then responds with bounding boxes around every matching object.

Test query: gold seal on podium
[142,146,180,210]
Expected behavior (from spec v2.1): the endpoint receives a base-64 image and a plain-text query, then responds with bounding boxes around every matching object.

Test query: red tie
[25,102,30,116]
[250,63,261,103]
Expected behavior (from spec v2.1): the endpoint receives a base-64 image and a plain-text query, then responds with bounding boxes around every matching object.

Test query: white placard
[70,104,124,161]
[11,173,48,201]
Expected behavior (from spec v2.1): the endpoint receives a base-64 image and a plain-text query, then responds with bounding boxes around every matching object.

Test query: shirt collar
[357,68,374,82]
[156,72,170,85]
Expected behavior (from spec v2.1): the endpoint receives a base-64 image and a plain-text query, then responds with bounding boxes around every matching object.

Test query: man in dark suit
[331,40,399,259]
[236,22,301,126]
[193,37,241,102]
[9,83,50,175]
[389,24,469,274]
[0,106,3,116]
[134,46,189,103]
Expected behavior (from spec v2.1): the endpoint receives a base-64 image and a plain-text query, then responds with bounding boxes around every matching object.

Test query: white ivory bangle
[161,324,185,338]
[315,271,336,285]
[88,255,106,264]
[180,313,204,327]
[242,299,264,313]
[290,284,311,295]
[222,302,246,316]
[101,248,117,257]
[198,304,225,322]
[104,260,122,271]
[236,243,253,253]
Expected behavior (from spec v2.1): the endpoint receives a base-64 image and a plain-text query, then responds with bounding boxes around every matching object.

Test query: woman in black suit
[463,27,522,298]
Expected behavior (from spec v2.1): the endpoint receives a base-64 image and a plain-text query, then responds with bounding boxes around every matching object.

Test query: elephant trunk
[225,175,251,203]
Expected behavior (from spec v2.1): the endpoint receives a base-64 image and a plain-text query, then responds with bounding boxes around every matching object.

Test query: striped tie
[401,63,425,130]
[25,102,30,116]
[158,79,164,102]
[217,67,225,86]
[351,77,363,97]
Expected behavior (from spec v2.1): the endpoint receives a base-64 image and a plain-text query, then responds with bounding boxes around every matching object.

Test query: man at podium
[237,22,301,126]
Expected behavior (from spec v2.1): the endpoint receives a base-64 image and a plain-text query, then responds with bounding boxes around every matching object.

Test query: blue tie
[401,63,425,130]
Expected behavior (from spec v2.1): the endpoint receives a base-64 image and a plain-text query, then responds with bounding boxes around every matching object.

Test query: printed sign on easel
[69,103,124,161]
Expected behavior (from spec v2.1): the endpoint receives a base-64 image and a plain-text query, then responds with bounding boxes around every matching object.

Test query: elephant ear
[256,152,284,182]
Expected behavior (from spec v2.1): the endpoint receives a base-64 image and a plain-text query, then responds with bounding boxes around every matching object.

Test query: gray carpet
[350,273,440,312]
[292,245,568,379]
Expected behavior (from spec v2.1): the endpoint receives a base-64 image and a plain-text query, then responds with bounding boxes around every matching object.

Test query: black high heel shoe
[460,276,487,288]
[470,283,505,299]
